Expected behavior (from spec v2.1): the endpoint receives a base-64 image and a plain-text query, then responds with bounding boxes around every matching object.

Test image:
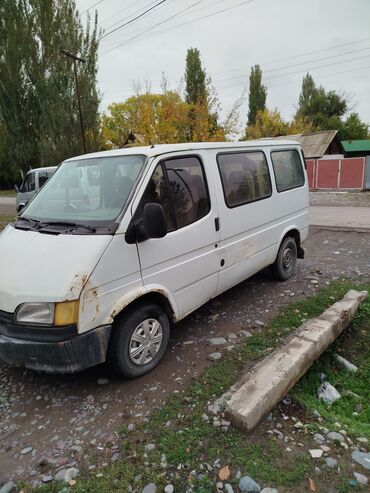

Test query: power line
[80,0,104,15]
[214,46,370,83]
[98,0,145,27]
[100,0,160,33]
[103,0,256,53]
[218,64,370,101]
[102,0,206,51]
[100,0,168,41]
[215,53,370,90]
[100,0,225,46]
[213,36,370,76]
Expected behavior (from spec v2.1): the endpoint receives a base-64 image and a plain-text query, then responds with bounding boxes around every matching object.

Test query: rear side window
[217,151,272,207]
[271,149,305,192]
[138,156,210,231]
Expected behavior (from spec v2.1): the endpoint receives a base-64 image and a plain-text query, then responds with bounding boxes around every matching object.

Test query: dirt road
[1,227,370,485]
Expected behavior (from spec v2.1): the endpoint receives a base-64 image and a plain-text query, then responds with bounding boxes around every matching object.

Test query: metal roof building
[274,130,344,159]
[341,139,370,157]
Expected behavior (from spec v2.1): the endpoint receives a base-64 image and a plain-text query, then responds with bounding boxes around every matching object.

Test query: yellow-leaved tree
[100,91,191,149]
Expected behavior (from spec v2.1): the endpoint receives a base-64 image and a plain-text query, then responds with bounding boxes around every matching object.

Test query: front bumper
[0,311,111,373]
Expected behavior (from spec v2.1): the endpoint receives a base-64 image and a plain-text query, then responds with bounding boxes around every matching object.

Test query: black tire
[107,303,170,378]
[271,236,297,281]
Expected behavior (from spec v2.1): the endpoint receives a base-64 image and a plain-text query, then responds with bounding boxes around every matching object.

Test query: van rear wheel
[107,303,170,378]
[271,236,297,281]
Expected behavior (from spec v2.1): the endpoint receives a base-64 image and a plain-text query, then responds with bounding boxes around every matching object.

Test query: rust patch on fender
[68,273,89,300]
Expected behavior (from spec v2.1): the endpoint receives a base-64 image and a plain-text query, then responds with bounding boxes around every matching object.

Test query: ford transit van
[0,141,309,377]
[15,166,57,212]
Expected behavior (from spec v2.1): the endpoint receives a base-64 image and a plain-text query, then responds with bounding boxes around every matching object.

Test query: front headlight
[16,302,55,325]
[15,300,79,326]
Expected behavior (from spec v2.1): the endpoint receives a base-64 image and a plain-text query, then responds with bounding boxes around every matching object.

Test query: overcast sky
[76,0,370,134]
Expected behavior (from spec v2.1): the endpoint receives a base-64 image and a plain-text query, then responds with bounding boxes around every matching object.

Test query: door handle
[215,217,220,231]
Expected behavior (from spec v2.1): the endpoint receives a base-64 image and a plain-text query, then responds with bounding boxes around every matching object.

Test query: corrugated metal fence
[307,157,369,190]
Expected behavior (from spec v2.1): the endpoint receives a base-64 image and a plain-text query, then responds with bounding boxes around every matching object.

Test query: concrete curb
[225,289,368,432]
[310,225,370,233]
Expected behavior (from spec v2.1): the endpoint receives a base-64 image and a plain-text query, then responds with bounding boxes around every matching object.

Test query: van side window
[38,171,53,188]
[217,151,272,207]
[164,156,210,229]
[139,156,210,232]
[271,149,305,192]
[140,164,175,231]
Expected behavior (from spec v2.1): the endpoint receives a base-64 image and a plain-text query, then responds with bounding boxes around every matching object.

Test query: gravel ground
[1,227,370,485]
[310,191,370,207]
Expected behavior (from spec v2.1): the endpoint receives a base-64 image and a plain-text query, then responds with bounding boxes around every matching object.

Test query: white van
[0,141,309,377]
[15,166,57,212]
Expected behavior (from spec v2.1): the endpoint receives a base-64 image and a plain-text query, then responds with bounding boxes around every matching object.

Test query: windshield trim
[18,154,149,236]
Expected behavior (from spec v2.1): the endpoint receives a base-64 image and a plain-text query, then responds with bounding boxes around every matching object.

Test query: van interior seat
[190,174,208,217]
[227,169,245,204]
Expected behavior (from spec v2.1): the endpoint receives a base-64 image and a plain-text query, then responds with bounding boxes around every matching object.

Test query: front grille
[0,309,14,325]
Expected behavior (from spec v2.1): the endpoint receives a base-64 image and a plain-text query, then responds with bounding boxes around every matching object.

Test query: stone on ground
[209,337,227,346]
[142,483,157,493]
[208,352,222,361]
[0,482,15,493]
[224,484,234,493]
[239,476,261,492]
[353,472,368,485]
[327,431,345,442]
[352,451,370,470]
[317,382,341,404]
[54,467,80,482]
[325,457,337,469]
[335,354,358,372]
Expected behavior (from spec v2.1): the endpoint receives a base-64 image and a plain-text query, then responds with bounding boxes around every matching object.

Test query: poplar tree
[184,48,207,105]
[0,0,100,181]
[247,65,267,127]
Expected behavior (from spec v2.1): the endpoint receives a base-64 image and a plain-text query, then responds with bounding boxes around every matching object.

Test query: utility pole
[61,49,87,154]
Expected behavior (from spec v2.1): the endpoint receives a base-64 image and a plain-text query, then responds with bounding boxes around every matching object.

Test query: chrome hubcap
[129,318,163,366]
[283,247,293,270]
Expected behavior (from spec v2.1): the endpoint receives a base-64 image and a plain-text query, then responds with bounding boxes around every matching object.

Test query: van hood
[0,225,112,313]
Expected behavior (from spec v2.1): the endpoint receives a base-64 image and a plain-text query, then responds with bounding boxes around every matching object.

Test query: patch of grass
[32,281,369,493]
[0,215,15,230]
[291,294,370,438]
[0,189,16,196]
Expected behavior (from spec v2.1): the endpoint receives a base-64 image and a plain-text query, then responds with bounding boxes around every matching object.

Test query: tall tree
[246,108,287,139]
[0,0,100,180]
[296,73,348,130]
[297,73,316,116]
[184,48,207,105]
[247,65,267,127]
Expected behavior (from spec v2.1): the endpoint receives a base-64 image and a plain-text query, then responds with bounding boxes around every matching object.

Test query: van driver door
[133,153,221,320]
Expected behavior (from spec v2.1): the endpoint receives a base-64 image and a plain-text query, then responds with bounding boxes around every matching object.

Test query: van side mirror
[125,203,168,244]
[142,203,167,239]
[14,184,19,193]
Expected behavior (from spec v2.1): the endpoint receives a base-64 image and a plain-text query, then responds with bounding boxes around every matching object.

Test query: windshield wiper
[15,217,40,229]
[38,221,96,233]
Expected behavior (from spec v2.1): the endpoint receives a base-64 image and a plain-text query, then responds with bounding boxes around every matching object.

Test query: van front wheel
[271,236,297,281]
[107,303,170,378]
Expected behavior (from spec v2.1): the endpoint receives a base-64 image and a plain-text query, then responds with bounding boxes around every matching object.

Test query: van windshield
[18,155,146,233]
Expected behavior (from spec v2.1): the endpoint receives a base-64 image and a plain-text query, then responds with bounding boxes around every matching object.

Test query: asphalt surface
[0,196,16,216]
[310,205,370,230]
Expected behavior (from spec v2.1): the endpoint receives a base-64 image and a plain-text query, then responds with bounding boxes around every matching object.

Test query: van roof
[27,166,58,174]
[66,140,301,162]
